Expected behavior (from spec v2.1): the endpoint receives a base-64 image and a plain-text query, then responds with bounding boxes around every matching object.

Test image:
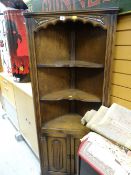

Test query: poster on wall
[4,10,30,82]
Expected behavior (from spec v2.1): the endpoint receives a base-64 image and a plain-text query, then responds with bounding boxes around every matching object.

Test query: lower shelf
[42,114,89,133]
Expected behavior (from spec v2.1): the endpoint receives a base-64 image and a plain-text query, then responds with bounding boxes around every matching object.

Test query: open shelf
[42,114,88,131]
[40,101,102,124]
[37,60,104,68]
[35,20,107,65]
[40,89,101,102]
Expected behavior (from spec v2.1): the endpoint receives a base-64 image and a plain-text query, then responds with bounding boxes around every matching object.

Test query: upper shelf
[37,60,104,68]
[40,89,101,102]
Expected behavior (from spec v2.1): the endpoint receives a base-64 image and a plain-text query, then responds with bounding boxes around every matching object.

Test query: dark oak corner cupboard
[24,8,118,175]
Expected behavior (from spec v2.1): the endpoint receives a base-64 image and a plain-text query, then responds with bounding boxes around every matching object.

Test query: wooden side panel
[113,60,131,74]
[114,46,131,60]
[111,14,131,109]
[110,96,131,110]
[112,73,131,89]
[117,15,131,30]
[116,31,131,45]
[111,85,131,102]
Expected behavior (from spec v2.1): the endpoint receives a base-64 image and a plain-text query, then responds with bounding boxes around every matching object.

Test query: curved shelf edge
[40,89,102,102]
[37,60,104,68]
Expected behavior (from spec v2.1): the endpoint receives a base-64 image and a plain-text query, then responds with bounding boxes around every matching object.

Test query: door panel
[41,134,70,175]
[71,137,81,175]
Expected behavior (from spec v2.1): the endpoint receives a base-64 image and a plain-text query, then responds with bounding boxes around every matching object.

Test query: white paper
[87,103,131,150]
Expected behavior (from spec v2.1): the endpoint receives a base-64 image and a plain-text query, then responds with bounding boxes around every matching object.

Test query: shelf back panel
[34,20,107,65]
[40,100,101,125]
[37,68,104,100]
[37,68,70,96]
[40,101,70,124]
[34,22,71,64]
[76,68,104,98]
[76,23,107,64]
[76,101,102,116]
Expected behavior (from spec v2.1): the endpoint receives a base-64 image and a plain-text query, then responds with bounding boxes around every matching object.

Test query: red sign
[4,10,30,80]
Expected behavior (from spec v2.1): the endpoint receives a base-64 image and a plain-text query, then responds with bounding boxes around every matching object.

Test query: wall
[110,14,131,109]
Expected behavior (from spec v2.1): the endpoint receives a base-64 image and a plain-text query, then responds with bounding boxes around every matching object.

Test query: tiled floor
[0,107,41,175]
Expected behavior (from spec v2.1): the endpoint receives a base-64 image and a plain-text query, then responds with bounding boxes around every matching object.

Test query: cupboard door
[6,81,16,107]
[41,134,71,175]
[0,77,7,98]
[14,86,39,156]
[71,137,81,175]
[0,77,15,107]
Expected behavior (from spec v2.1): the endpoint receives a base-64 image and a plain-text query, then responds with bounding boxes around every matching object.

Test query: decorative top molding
[33,15,107,32]
[24,7,119,17]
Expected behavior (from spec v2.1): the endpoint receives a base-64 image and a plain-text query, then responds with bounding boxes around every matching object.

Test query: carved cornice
[33,15,107,32]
